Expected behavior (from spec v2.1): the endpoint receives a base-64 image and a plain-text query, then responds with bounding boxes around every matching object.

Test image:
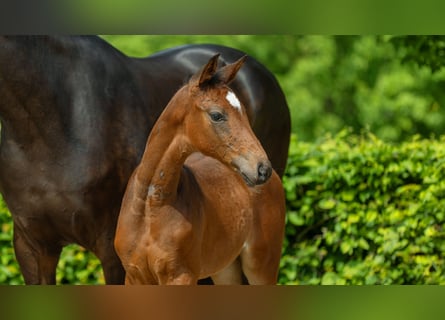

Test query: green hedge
[280,130,445,284]
[0,198,22,284]
[2,131,445,284]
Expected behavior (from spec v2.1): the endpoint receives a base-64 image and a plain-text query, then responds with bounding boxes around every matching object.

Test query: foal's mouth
[231,162,256,187]
[240,172,256,187]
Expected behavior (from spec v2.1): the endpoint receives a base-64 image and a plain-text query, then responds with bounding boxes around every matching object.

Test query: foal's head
[178,54,272,186]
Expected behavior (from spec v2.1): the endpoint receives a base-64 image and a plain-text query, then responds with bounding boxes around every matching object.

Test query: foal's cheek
[210,120,232,139]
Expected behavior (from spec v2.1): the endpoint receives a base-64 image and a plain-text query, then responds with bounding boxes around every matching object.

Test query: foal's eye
[209,111,226,123]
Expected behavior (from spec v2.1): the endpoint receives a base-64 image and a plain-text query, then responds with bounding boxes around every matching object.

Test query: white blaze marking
[147,184,157,197]
[226,90,242,113]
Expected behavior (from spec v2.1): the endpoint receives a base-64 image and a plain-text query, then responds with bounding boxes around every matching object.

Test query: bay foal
[115,55,286,285]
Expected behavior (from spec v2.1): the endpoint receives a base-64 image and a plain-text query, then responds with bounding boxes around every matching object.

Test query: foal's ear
[214,55,247,85]
[191,53,220,87]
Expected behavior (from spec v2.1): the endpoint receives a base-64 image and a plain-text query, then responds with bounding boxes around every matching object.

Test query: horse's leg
[99,253,126,285]
[95,234,126,284]
[240,208,284,284]
[153,258,198,285]
[125,267,196,285]
[161,272,197,285]
[210,257,243,285]
[239,214,284,285]
[13,224,62,285]
[239,243,282,285]
[123,265,157,285]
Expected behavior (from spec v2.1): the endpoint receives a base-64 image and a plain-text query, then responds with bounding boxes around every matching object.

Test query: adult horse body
[115,55,286,285]
[0,36,290,284]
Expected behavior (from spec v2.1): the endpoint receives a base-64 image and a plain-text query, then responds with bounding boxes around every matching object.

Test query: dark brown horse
[115,55,286,285]
[0,36,290,284]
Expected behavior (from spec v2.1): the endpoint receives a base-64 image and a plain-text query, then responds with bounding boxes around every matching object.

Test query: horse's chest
[196,186,253,268]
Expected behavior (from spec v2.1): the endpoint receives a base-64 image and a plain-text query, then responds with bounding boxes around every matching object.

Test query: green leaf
[288,211,305,226]
[321,272,346,285]
[340,190,356,202]
[318,198,336,210]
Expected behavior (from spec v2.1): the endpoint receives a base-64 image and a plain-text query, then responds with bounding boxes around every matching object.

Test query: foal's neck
[137,90,193,206]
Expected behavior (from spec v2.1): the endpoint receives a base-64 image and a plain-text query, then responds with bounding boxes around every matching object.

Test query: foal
[115,54,286,285]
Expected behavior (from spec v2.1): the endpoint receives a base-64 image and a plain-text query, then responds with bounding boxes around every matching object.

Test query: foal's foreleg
[125,267,196,285]
[240,215,284,285]
[240,242,282,285]
[134,251,197,285]
[211,257,243,285]
[154,261,198,285]
[161,272,197,285]
[152,257,198,285]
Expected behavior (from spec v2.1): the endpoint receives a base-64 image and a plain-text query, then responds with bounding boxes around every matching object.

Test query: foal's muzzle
[257,161,272,185]
[235,157,273,187]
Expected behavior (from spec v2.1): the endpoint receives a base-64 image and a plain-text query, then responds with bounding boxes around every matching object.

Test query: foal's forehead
[225,89,242,114]
[193,85,243,114]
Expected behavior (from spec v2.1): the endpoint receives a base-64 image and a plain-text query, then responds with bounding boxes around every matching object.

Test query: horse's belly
[0,156,123,248]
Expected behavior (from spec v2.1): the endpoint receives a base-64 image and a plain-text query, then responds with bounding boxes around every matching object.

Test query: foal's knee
[162,272,197,285]
[152,257,198,285]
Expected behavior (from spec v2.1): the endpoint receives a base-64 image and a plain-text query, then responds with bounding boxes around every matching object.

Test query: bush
[278,35,445,142]
[280,130,445,284]
[0,197,22,284]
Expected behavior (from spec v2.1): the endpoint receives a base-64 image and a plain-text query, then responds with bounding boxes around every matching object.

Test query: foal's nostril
[257,162,272,184]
